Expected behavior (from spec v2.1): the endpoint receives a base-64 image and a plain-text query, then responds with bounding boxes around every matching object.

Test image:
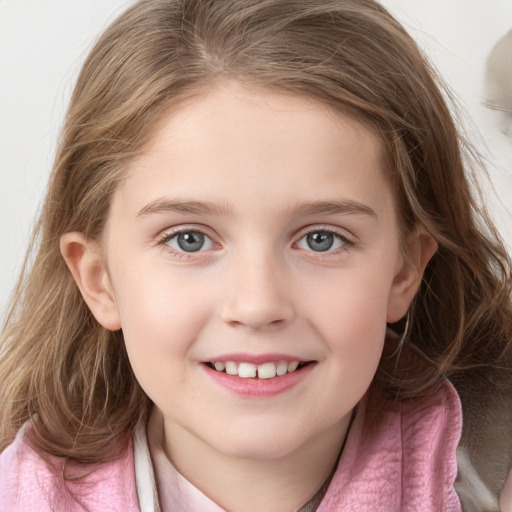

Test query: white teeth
[214,361,225,372]
[238,362,257,378]
[287,361,299,373]
[211,360,304,378]
[276,361,288,376]
[225,361,238,375]
[257,362,277,379]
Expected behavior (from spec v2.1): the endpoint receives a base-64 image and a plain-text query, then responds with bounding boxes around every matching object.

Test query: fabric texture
[0,380,462,512]
[316,381,463,512]
[0,425,140,511]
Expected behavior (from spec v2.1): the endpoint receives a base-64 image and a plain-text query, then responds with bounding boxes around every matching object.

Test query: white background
[0,0,511,319]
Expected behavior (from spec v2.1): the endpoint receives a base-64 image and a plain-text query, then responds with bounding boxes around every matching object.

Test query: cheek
[112,256,206,332]
[326,303,386,372]
[115,288,202,410]
[302,270,391,388]
[109,269,210,382]
[303,269,392,338]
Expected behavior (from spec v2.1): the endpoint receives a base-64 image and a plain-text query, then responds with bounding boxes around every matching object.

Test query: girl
[1,0,511,510]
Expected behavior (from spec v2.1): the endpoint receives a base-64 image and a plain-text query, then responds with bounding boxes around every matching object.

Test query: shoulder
[397,379,462,456]
[396,380,463,509]
[374,380,463,511]
[0,423,141,512]
[319,380,462,512]
[453,362,512,511]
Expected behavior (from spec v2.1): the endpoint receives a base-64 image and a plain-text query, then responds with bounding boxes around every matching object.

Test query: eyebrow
[136,198,377,220]
[136,198,231,219]
[291,200,378,219]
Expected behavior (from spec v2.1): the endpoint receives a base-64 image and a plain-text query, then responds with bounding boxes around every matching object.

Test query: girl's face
[68,84,427,465]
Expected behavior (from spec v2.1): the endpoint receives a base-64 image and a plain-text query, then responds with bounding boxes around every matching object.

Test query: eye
[163,230,216,253]
[296,230,347,252]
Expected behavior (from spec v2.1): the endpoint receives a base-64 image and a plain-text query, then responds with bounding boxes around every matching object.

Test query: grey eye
[167,231,214,253]
[306,232,334,252]
[297,231,345,252]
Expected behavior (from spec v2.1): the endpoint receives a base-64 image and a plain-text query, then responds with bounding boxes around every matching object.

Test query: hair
[1,0,511,467]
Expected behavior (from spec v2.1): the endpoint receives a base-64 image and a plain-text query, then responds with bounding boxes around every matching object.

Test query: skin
[61,83,436,512]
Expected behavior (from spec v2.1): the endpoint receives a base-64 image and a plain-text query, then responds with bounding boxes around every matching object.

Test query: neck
[160,415,350,512]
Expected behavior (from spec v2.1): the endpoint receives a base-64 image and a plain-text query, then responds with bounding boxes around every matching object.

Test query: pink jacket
[0,381,462,512]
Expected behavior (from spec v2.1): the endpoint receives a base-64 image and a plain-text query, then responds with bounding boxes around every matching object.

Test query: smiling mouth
[205,360,312,379]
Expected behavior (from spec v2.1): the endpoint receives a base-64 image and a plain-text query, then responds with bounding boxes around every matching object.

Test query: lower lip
[202,363,315,397]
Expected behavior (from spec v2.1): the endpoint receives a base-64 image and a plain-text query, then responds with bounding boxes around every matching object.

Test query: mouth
[202,356,316,396]
[204,360,313,379]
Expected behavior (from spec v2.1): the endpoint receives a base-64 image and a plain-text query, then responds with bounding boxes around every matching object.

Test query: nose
[220,252,295,330]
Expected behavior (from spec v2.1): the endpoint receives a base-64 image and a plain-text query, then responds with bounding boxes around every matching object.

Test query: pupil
[177,232,204,252]
[307,232,334,252]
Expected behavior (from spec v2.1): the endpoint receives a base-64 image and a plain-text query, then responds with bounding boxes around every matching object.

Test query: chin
[220,441,299,461]
[208,425,305,461]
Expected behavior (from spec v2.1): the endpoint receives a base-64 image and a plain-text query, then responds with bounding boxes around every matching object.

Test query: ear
[386,228,438,323]
[60,232,121,331]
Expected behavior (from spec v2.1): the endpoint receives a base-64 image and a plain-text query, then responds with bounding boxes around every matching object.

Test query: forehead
[113,84,395,221]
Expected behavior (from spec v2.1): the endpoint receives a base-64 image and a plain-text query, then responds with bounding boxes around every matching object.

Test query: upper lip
[202,353,313,365]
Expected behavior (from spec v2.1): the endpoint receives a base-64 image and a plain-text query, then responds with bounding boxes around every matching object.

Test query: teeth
[238,362,257,378]
[257,362,277,379]
[287,361,299,373]
[276,361,288,376]
[211,360,304,379]
[225,361,238,375]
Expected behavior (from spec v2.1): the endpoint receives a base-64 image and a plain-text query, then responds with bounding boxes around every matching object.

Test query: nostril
[221,292,295,327]
[226,317,290,331]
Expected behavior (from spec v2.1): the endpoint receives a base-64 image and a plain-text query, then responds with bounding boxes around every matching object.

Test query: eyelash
[294,226,354,256]
[156,225,354,259]
[156,226,218,259]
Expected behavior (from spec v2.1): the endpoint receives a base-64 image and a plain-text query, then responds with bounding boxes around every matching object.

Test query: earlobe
[60,232,121,331]
[386,228,438,323]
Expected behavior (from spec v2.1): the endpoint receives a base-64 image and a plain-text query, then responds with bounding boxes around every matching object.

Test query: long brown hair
[1,0,511,465]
